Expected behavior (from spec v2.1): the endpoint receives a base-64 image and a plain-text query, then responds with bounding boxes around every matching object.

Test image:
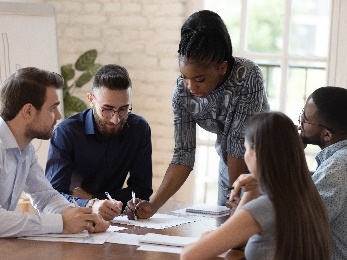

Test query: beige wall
[53,0,185,194]
[1,0,204,202]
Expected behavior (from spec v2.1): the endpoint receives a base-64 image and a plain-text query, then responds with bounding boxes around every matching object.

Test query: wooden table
[0,200,245,260]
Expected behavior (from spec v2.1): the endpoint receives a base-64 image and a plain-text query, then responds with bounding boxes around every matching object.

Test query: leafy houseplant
[61,49,102,118]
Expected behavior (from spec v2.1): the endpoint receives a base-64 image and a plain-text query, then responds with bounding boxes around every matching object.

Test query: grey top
[243,195,275,260]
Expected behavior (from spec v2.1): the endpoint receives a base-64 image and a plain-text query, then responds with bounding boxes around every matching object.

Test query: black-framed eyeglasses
[93,95,132,119]
[298,108,331,132]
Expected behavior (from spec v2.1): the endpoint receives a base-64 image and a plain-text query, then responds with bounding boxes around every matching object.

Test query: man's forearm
[150,163,192,210]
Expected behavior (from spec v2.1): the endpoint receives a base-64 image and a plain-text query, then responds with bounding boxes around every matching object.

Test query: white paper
[19,231,111,244]
[107,225,128,232]
[106,232,144,246]
[172,208,229,218]
[111,213,196,229]
[185,204,229,215]
[139,233,199,247]
[137,244,230,257]
[138,244,183,254]
[23,230,89,238]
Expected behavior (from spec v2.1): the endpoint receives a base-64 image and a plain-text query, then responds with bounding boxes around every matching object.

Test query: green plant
[61,49,102,118]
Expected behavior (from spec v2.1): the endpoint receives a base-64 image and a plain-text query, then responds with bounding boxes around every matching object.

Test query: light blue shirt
[0,117,72,237]
[313,139,347,260]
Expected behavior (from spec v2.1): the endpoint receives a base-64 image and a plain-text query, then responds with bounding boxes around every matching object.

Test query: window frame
[191,0,338,203]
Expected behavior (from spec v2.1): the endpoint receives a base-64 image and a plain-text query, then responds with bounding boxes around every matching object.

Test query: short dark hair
[0,67,63,121]
[93,64,132,91]
[178,10,234,68]
[311,86,347,133]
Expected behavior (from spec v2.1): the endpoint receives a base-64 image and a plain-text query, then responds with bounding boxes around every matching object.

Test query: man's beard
[25,124,53,141]
[93,108,126,137]
[300,131,322,147]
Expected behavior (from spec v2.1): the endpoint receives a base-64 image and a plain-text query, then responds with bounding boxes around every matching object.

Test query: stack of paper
[139,233,199,247]
[137,233,230,257]
[111,213,195,229]
[185,204,229,215]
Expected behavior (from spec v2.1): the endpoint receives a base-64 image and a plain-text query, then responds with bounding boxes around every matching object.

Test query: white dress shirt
[0,117,72,237]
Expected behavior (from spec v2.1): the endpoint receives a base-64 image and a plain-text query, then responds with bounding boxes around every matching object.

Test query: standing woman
[181,112,331,260]
[125,10,269,219]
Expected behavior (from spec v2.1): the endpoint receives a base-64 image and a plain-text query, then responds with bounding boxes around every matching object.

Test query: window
[193,0,332,203]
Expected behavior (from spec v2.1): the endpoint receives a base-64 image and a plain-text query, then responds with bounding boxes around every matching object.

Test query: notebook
[185,204,229,215]
[139,233,199,247]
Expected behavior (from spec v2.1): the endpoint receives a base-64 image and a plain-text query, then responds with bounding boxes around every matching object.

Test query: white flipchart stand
[0,2,62,169]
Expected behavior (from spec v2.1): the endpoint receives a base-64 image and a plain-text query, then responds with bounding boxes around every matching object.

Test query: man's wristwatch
[86,198,99,208]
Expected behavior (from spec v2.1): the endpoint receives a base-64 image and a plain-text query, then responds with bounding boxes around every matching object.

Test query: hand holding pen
[225,174,258,211]
[85,192,122,221]
[65,197,110,233]
[123,191,140,220]
[230,174,258,197]
[123,194,156,220]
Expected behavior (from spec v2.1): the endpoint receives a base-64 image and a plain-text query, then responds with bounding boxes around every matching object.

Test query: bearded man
[46,64,153,221]
[298,86,347,260]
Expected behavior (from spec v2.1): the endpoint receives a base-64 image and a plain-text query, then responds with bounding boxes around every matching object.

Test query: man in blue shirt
[298,86,347,260]
[46,64,153,221]
[231,86,347,259]
[0,67,109,237]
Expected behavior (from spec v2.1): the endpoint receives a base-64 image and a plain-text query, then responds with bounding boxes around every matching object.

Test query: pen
[223,186,235,192]
[223,187,234,199]
[72,197,79,207]
[132,191,136,204]
[105,192,114,202]
[132,191,137,220]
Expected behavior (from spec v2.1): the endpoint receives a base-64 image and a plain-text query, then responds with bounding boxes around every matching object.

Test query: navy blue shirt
[45,109,153,207]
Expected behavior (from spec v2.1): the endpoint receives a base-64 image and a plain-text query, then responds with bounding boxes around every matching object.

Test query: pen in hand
[223,186,234,199]
[105,192,114,202]
[132,191,137,220]
[72,197,94,230]
[72,197,79,207]
[105,192,124,217]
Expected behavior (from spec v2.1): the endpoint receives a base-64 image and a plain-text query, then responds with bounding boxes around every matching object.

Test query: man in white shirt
[0,67,109,237]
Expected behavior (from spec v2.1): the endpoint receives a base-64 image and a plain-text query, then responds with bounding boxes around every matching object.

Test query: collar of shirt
[316,139,347,167]
[85,109,95,135]
[0,117,31,156]
[0,116,19,149]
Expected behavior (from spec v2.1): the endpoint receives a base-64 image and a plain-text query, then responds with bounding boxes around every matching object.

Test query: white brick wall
[0,0,203,201]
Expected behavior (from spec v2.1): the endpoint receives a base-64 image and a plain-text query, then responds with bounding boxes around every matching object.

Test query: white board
[0,2,61,169]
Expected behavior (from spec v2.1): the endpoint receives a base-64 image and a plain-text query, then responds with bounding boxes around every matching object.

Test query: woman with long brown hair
[181,111,331,260]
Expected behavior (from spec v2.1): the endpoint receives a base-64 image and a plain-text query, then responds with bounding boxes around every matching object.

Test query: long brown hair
[245,112,331,259]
